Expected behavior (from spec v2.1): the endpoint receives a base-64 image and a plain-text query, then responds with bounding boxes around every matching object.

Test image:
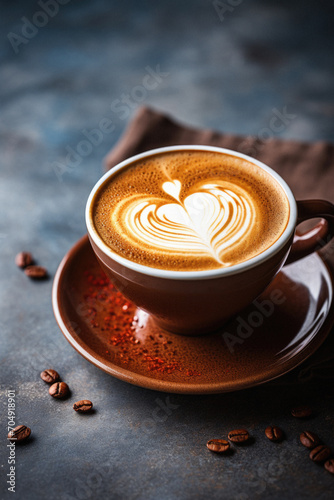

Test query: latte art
[116,179,255,266]
[92,150,289,271]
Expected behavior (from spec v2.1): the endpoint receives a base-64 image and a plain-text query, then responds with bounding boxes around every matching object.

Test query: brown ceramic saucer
[52,235,334,394]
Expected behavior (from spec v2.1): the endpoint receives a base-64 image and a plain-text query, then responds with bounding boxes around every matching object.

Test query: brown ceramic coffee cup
[86,146,334,335]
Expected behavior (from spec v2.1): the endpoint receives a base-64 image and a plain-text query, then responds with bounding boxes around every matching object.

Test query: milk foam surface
[92,151,289,271]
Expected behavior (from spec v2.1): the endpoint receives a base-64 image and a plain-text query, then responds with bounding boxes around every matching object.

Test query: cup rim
[86,145,297,280]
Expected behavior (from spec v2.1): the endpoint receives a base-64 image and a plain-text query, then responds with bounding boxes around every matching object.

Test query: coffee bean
[8,425,31,442]
[324,458,334,474]
[228,429,249,443]
[40,369,60,384]
[309,445,331,463]
[300,431,320,449]
[291,405,312,418]
[206,439,230,453]
[265,426,283,442]
[49,382,69,398]
[73,400,93,413]
[24,265,47,279]
[15,252,33,268]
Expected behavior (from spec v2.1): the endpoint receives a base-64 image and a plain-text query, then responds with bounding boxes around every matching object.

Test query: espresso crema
[92,151,289,271]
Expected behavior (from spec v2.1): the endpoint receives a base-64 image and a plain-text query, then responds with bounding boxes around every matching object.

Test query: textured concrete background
[1,0,334,499]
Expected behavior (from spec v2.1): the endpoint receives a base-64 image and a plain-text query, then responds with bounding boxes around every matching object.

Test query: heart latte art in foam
[111,179,255,266]
[93,150,290,271]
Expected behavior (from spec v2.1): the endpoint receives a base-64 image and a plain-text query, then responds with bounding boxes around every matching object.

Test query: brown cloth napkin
[105,106,334,383]
[105,106,334,201]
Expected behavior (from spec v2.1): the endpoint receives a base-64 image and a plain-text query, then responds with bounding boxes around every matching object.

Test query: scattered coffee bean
[228,429,249,443]
[324,458,334,474]
[15,252,33,268]
[309,445,331,463]
[49,382,69,398]
[24,265,47,279]
[300,431,320,449]
[206,439,230,453]
[265,426,283,442]
[291,405,312,418]
[73,400,93,413]
[8,425,31,442]
[40,369,60,384]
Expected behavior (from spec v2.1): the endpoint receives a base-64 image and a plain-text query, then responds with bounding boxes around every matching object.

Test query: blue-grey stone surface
[1,1,334,499]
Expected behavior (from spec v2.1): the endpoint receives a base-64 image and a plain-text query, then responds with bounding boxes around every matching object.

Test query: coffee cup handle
[285,200,334,265]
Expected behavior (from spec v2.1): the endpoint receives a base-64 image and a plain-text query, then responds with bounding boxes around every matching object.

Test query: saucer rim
[52,235,334,394]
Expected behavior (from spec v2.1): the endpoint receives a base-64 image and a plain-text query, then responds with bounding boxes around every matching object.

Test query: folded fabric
[105,106,334,202]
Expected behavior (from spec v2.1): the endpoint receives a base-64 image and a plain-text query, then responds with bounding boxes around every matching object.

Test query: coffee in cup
[86,146,334,335]
[92,150,289,271]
